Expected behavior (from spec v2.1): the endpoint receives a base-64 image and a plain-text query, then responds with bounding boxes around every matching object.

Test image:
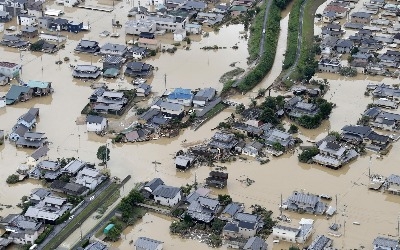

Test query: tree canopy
[97,145,110,164]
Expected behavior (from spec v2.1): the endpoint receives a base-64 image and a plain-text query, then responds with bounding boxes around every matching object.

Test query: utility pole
[105,143,109,168]
[152,161,160,173]
[280,194,283,217]
[335,194,338,224]
[164,73,167,91]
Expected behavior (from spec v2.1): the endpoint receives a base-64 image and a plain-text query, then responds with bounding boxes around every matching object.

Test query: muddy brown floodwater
[1,0,400,249]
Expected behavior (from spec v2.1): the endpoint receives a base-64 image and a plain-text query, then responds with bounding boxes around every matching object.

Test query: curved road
[259,0,274,56]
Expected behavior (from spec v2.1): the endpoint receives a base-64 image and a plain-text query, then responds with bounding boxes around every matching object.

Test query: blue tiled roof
[168,88,193,100]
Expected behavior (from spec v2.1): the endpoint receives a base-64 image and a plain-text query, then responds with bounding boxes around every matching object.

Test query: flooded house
[5,85,32,104]
[231,122,264,137]
[152,185,182,207]
[223,212,264,239]
[84,241,109,250]
[285,98,320,119]
[372,236,399,249]
[242,141,263,157]
[74,40,101,53]
[16,131,47,148]
[50,180,89,196]
[219,202,243,221]
[186,196,220,223]
[49,18,69,31]
[0,10,12,22]
[166,88,193,107]
[100,43,128,57]
[142,178,164,199]
[272,218,314,244]
[307,235,333,250]
[185,23,202,34]
[72,65,102,79]
[312,141,358,169]
[103,55,125,71]
[373,98,398,109]
[24,195,72,224]
[205,171,228,188]
[136,38,161,51]
[159,101,184,118]
[66,20,83,33]
[175,155,196,170]
[209,132,238,153]
[0,62,21,79]
[384,174,400,195]
[125,19,156,35]
[39,32,66,43]
[341,125,373,144]
[20,25,38,38]
[90,90,128,115]
[264,129,295,151]
[284,191,327,215]
[0,214,43,245]
[26,145,49,167]
[135,83,152,97]
[193,87,216,107]
[318,58,341,73]
[25,80,53,96]
[86,115,108,132]
[32,160,61,181]
[124,61,153,78]
[243,236,267,250]
[37,16,54,29]
[17,14,36,26]
[372,84,400,101]
[61,159,86,176]
[0,34,29,48]
[130,46,147,60]
[138,11,188,32]
[134,237,163,250]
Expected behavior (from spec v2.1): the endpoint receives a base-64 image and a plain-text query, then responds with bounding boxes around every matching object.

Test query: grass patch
[204,103,228,120]
[248,2,267,62]
[97,190,120,215]
[42,182,119,250]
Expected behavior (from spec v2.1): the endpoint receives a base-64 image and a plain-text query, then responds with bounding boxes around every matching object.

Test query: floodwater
[0,0,400,249]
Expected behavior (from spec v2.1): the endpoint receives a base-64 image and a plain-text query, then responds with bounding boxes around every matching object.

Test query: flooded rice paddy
[0,0,400,249]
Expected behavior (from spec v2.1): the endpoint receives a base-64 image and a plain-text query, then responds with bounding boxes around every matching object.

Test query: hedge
[282,0,305,70]
[238,2,281,92]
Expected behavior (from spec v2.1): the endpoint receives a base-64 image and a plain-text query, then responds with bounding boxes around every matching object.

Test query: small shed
[173,29,186,42]
[103,224,115,234]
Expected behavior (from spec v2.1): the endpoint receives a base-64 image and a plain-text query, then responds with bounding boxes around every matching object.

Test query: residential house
[322,11,336,23]
[130,46,147,60]
[372,84,400,101]
[137,38,161,51]
[86,115,107,132]
[173,28,186,42]
[37,16,54,29]
[138,11,188,32]
[84,241,109,250]
[16,107,39,129]
[100,43,128,57]
[371,116,397,131]
[231,122,264,137]
[67,20,83,33]
[142,178,164,199]
[0,0,27,18]
[26,145,49,167]
[242,141,263,157]
[175,155,196,170]
[285,97,320,118]
[9,125,29,142]
[185,23,202,34]
[1,34,29,48]
[323,5,348,19]
[134,237,163,250]
[373,98,398,109]
[285,191,327,214]
[90,89,128,115]
[272,219,314,243]
[312,141,359,169]
[335,39,353,53]
[41,41,58,53]
[243,236,267,250]
[29,188,51,205]
[139,32,155,39]
[321,23,343,37]
[39,32,66,43]
[223,212,264,239]
[124,61,153,78]
[193,87,216,107]
[125,19,156,35]
[74,167,106,190]
[167,88,193,107]
[209,132,238,152]
[36,160,61,181]
[50,180,89,196]
[152,185,182,207]
[318,58,341,73]
[26,0,43,17]
[159,101,184,118]
[25,80,52,96]
[205,171,228,188]
[264,129,295,150]
[49,18,69,31]
[219,202,243,221]
[103,55,124,70]
[0,10,12,22]
[24,195,72,224]
[72,65,102,79]
[135,83,152,97]
[372,236,399,249]
[0,62,21,78]
[16,131,47,148]
[0,214,43,245]
[307,235,333,250]
[61,159,86,176]
[20,25,38,38]
[5,85,32,104]
[180,1,206,11]
[185,188,211,205]
[74,40,100,54]
[341,125,372,144]
[351,12,372,24]
[0,96,5,107]
[17,14,36,26]
[186,196,220,223]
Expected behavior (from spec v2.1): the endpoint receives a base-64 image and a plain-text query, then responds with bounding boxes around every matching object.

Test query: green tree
[259,108,279,125]
[218,194,232,206]
[272,142,284,152]
[288,124,298,134]
[235,103,245,114]
[211,219,226,234]
[318,102,333,119]
[298,147,319,163]
[105,226,121,242]
[328,131,341,140]
[289,246,300,250]
[97,145,110,165]
[6,174,19,184]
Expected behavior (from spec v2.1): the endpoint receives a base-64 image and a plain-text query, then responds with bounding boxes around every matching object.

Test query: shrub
[298,147,319,163]
[6,174,19,184]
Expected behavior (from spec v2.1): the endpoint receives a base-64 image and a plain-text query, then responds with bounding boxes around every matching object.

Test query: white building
[152,185,182,207]
[0,214,43,245]
[86,115,107,132]
[185,23,202,34]
[17,15,36,26]
[39,33,67,43]
[134,237,163,250]
[0,62,21,79]
[26,146,49,167]
[173,28,186,42]
[74,167,105,190]
[125,19,156,35]
[0,96,5,107]
[272,218,314,244]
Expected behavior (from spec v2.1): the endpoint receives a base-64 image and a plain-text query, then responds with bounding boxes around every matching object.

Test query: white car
[69,215,74,220]
[90,196,95,201]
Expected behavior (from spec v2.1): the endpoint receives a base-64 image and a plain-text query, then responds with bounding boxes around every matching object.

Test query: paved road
[38,180,112,250]
[282,0,308,81]
[259,0,273,56]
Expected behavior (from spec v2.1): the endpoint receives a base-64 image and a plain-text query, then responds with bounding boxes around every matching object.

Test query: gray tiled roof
[243,236,267,250]
[134,237,163,250]
[145,178,164,192]
[222,202,242,217]
[152,185,180,198]
[86,115,105,124]
[373,236,398,249]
